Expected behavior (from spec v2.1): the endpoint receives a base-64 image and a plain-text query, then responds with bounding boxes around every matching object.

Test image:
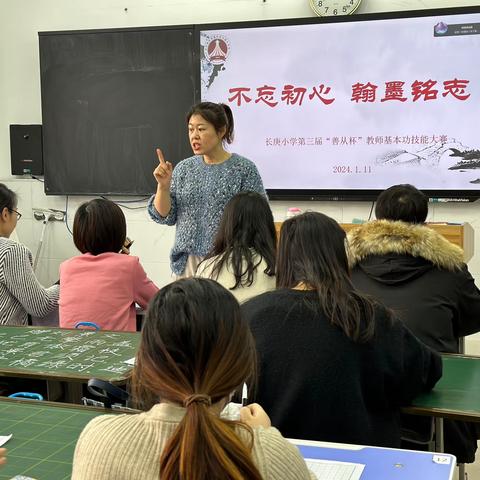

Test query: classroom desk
[290,438,456,480]
[0,397,109,480]
[0,397,455,480]
[403,354,480,453]
[0,326,139,403]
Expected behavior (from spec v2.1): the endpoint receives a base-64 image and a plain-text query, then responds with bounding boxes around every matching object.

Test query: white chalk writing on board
[99,348,121,356]
[101,365,129,374]
[65,363,95,372]
[71,345,96,353]
[38,360,68,369]
[111,341,133,348]
[0,327,137,377]
[46,344,66,351]
[28,351,49,358]
[9,359,37,368]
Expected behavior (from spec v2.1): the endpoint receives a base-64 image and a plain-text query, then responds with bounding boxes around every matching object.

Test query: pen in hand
[241,383,248,406]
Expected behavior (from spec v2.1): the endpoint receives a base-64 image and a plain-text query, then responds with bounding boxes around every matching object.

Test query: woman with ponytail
[148,102,266,278]
[72,278,313,480]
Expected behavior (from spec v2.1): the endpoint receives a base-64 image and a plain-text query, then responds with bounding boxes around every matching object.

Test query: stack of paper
[305,458,365,480]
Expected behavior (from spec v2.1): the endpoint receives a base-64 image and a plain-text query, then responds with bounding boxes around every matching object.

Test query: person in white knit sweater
[72,278,314,480]
[196,191,276,303]
[0,183,59,325]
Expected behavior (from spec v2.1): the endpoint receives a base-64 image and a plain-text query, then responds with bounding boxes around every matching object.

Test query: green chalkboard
[39,26,197,195]
[0,398,114,479]
[0,326,140,382]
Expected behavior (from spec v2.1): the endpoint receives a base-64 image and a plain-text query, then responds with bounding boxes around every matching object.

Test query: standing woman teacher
[148,102,266,277]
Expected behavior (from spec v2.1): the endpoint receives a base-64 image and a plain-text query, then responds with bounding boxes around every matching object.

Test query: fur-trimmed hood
[348,220,464,271]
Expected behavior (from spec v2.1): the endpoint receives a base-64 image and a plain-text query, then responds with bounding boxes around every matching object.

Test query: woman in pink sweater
[59,199,158,331]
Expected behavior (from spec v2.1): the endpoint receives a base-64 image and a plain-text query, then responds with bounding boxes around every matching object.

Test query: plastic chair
[75,321,100,331]
[9,392,44,401]
[401,416,435,450]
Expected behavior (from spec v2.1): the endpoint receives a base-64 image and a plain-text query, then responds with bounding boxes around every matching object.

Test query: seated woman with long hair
[196,191,276,302]
[241,212,442,448]
[72,278,313,480]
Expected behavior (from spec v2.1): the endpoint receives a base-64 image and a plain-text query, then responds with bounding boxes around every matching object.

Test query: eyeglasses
[8,209,22,220]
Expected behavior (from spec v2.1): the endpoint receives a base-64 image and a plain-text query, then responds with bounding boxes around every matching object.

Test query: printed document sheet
[0,434,12,447]
[305,458,364,480]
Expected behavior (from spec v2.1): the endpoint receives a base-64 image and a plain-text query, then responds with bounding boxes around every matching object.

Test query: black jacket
[348,220,480,462]
[242,289,441,448]
[348,220,480,354]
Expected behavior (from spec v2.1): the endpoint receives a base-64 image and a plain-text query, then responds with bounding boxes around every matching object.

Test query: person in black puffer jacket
[348,184,480,463]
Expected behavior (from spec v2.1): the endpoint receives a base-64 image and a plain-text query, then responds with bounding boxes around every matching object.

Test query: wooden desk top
[404,354,480,422]
[0,326,139,383]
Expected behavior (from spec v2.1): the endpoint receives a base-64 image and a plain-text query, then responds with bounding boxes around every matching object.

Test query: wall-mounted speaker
[10,124,44,175]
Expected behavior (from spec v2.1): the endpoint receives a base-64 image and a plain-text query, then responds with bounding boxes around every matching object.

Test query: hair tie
[183,394,212,408]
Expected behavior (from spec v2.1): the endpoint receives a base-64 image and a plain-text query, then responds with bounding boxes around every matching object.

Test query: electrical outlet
[33,211,46,221]
[32,208,66,222]
[50,209,66,222]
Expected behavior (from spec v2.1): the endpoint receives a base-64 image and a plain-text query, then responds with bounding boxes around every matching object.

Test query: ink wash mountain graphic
[200,45,225,90]
[376,140,471,168]
[206,64,224,88]
[200,33,228,91]
[448,148,480,170]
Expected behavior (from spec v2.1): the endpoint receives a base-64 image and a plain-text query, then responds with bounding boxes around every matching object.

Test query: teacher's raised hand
[147,102,266,277]
[153,148,173,190]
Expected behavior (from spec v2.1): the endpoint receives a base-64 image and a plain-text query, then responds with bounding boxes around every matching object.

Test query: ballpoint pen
[241,383,248,406]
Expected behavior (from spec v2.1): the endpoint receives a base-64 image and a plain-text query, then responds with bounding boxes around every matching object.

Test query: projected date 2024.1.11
[332,165,372,174]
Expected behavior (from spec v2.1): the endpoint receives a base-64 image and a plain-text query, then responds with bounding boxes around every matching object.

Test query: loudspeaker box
[10,124,44,175]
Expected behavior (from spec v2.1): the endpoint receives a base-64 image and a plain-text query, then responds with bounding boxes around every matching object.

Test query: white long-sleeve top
[196,254,276,304]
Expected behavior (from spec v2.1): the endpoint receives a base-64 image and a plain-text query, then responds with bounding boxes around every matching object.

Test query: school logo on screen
[434,22,448,35]
[205,36,230,65]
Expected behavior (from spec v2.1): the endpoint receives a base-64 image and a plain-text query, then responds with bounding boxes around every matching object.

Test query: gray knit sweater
[0,237,59,325]
[147,153,266,275]
[72,402,315,479]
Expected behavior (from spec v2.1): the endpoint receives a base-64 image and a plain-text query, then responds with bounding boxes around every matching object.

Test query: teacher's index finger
[156,148,167,165]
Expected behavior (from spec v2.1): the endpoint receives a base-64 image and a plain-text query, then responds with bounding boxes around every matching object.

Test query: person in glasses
[0,183,59,325]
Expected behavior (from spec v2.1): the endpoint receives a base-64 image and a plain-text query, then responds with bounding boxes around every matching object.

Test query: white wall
[1,0,480,347]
